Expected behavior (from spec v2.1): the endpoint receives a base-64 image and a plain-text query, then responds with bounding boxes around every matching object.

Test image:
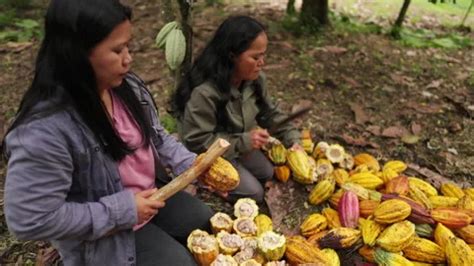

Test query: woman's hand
[135,188,165,224]
[249,128,270,149]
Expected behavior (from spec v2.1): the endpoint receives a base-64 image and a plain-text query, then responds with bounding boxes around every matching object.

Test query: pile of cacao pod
[264,129,474,265]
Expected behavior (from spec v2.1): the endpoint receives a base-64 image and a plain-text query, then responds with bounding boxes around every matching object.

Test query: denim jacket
[4,73,196,265]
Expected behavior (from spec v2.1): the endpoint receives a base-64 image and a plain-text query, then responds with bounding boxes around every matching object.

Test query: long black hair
[171,15,265,117]
[3,0,152,161]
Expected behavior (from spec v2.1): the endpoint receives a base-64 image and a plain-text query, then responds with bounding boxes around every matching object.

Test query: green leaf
[432,37,458,48]
[14,19,39,29]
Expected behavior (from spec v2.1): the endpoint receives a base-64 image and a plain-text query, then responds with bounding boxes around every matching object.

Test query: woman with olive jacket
[172,16,301,203]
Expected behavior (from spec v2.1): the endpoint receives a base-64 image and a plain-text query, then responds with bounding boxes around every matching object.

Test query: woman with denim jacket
[2,0,212,265]
[172,16,302,203]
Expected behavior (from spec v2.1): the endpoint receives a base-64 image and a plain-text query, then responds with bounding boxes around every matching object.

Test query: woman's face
[89,20,132,92]
[233,32,267,83]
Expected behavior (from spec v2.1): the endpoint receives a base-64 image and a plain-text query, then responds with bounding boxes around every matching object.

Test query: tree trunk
[300,0,329,26]
[394,0,411,28]
[177,0,193,81]
[461,0,474,26]
[391,0,411,38]
[286,0,296,15]
[161,0,176,22]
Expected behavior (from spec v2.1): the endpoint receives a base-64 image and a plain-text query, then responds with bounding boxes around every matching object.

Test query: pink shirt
[111,91,155,229]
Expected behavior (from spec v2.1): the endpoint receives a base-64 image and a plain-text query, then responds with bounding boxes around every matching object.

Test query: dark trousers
[134,191,213,266]
[229,150,274,203]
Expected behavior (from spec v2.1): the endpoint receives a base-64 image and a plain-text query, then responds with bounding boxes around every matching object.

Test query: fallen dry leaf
[381,126,409,138]
[411,122,422,135]
[407,163,471,189]
[366,125,382,136]
[406,102,443,114]
[339,133,380,148]
[349,102,370,125]
[342,76,362,88]
[323,46,348,54]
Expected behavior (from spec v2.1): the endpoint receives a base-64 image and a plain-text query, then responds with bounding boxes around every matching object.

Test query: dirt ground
[0,0,473,264]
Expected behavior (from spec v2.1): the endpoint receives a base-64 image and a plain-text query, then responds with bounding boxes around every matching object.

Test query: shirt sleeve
[180,86,253,161]
[255,74,301,147]
[4,119,137,242]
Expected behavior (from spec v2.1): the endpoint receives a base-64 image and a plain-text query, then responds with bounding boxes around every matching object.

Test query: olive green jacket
[178,73,300,160]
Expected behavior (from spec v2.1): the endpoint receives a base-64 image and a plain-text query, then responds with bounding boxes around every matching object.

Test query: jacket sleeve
[180,86,253,161]
[153,121,197,176]
[255,74,301,148]
[4,119,137,242]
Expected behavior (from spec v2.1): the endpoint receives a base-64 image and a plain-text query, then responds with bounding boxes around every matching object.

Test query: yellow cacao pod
[321,208,341,229]
[348,172,384,190]
[374,199,412,224]
[445,236,474,266]
[465,188,474,200]
[312,141,329,160]
[187,230,219,266]
[325,144,345,164]
[331,168,349,186]
[359,218,385,246]
[284,236,327,265]
[374,248,414,266]
[257,231,286,261]
[315,158,334,178]
[402,237,446,263]
[287,149,315,184]
[216,231,243,255]
[234,198,259,219]
[408,183,433,210]
[341,182,370,200]
[441,183,465,199]
[383,160,407,174]
[318,227,361,249]
[210,212,233,234]
[353,153,380,172]
[408,177,438,197]
[308,179,335,205]
[274,165,290,183]
[376,220,416,252]
[202,156,240,192]
[455,225,474,244]
[434,223,455,249]
[254,214,273,236]
[268,143,287,165]
[339,153,355,170]
[165,28,186,70]
[381,167,399,183]
[300,213,328,238]
[458,195,474,211]
[321,248,340,266]
[210,254,238,265]
[429,195,459,208]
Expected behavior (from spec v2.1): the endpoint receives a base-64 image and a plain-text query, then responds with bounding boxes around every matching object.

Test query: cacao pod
[338,191,359,228]
[402,237,445,263]
[274,165,290,183]
[445,236,474,266]
[374,248,414,266]
[385,175,409,195]
[287,149,315,184]
[254,214,273,236]
[353,153,380,172]
[234,198,259,219]
[441,182,465,199]
[376,220,416,252]
[284,236,327,265]
[325,144,345,164]
[257,231,286,261]
[374,199,411,224]
[155,21,178,48]
[408,177,438,197]
[308,179,335,205]
[348,172,384,190]
[434,223,455,249]
[322,208,342,229]
[202,156,240,192]
[318,227,361,249]
[359,218,384,246]
[165,28,186,70]
[268,143,287,165]
[431,207,472,229]
[300,213,328,238]
[429,195,459,208]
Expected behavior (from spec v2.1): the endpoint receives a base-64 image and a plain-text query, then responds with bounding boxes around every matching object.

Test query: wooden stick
[149,138,230,201]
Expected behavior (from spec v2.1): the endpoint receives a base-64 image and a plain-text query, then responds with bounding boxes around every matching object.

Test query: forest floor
[0,0,473,264]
